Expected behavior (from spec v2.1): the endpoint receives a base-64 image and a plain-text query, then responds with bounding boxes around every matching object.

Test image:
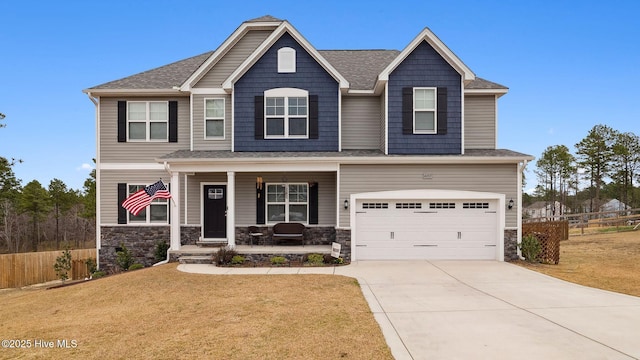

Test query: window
[127,184,169,223]
[463,202,489,209]
[205,98,225,139]
[127,101,168,141]
[278,47,296,73]
[266,183,308,223]
[414,88,437,134]
[429,202,455,209]
[362,203,389,209]
[264,88,308,138]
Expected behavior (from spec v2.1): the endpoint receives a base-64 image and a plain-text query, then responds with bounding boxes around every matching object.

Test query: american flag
[122,180,171,216]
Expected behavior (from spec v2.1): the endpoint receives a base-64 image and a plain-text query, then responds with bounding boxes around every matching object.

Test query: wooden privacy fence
[0,249,96,288]
[522,221,568,265]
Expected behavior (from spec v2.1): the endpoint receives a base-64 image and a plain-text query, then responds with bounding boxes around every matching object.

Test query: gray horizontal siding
[338,164,518,227]
[183,172,337,227]
[192,94,232,150]
[99,97,190,163]
[185,173,227,225]
[341,96,382,150]
[194,30,272,88]
[99,169,173,224]
[465,95,496,150]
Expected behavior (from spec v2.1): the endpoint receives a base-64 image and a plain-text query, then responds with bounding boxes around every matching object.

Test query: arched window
[277,47,296,73]
[264,88,308,138]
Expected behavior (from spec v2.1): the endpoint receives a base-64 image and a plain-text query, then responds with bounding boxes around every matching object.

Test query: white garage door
[355,199,498,260]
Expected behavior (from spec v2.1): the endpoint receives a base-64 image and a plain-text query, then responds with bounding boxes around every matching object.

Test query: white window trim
[264,88,309,139]
[126,183,170,224]
[277,47,296,73]
[413,87,437,134]
[204,97,225,140]
[266,182,309,224]
[127,101,169,142]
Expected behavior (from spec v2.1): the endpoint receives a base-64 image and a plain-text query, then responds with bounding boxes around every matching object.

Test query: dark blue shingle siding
[234,33,339,151]
[388,41,462,154]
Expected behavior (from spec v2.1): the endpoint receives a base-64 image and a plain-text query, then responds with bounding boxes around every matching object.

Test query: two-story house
[84,15,533,269]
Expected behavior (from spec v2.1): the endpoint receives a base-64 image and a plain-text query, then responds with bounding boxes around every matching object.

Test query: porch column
[227,171,236,248]
[170,171,181,251]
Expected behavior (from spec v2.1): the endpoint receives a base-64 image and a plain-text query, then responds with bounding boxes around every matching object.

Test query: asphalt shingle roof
[158,149,532,160]
[87,22,507,92]
[318,50,400,90]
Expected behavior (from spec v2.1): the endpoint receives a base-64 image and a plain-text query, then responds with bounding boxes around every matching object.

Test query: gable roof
[378,27,475,83]
[221,21,349,90]
[84,17,508,95]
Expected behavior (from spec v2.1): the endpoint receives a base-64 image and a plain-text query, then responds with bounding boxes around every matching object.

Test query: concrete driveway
[178,261,640,359]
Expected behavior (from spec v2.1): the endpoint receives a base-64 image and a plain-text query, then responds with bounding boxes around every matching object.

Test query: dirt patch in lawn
[516,230,640,297]
[0,264,392,359]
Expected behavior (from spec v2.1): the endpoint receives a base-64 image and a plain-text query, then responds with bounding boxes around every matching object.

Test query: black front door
[203,185,227,238]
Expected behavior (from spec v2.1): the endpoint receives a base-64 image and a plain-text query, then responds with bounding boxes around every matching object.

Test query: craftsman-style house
[84,15,533,269]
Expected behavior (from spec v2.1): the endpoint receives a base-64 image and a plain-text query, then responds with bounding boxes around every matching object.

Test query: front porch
[172,244,334,264]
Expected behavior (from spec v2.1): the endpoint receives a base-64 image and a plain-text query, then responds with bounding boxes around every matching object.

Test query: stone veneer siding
[100,226,170,271]
[504,229,518,261]
[180,225,201,245]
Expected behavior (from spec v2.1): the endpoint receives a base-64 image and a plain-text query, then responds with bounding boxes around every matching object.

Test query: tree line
[530,124,640,214]
[1,112,96,253]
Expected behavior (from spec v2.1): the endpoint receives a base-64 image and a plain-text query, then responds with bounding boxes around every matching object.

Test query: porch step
[196,241,227,247]
[179,255,213,264]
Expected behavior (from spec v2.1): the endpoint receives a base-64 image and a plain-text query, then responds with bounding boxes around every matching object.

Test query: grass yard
[0,264,392,359]
[517,230,640,297]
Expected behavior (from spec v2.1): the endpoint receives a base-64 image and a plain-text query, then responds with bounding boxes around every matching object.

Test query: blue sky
[1,0,638,192]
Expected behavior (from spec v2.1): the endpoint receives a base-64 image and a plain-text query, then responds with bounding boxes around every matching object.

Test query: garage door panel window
[430,202,456,209]
[463,202,490,209]
[362,203,388,209]
[266,183,308,223]
[396,203,422,209]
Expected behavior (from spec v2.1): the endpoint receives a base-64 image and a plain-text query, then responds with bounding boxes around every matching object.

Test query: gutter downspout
[517,160,529,260]
[86,92,101,269]
[154,161,174,266]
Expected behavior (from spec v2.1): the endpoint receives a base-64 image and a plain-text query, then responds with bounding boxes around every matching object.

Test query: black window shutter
[309,95,319,139]
[256,184,266,224]
[117,101,127,142]
[437,87,447,135]
[255,96,264,139]
[309,183,319,224]
[117,183,127,224]
[168,101,178,142]
[402,88,413,134]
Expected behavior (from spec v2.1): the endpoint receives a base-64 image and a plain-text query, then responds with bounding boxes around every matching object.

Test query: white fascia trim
[465,88,509,97]
[169,162,339,173]
[161,155,534,173]
[338,89,342,152]
[82,89,184,96]
[460,77,465,155]
[378,27,476,82]
[100,163,166,170]
[191,88,228,95]
[347,89,376,96]
[222,21,350,90]
[384,83,389,155]
[231,84,235,152]
[494,94,499,149]
[190,93,194,151]
[179,21,280,91]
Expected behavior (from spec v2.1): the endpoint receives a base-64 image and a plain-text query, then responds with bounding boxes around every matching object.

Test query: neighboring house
[84,15,533,268]
[582,199,630,215]
[524,201,569,219]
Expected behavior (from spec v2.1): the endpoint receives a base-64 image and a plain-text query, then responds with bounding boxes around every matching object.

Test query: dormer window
[277,47,296,73]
